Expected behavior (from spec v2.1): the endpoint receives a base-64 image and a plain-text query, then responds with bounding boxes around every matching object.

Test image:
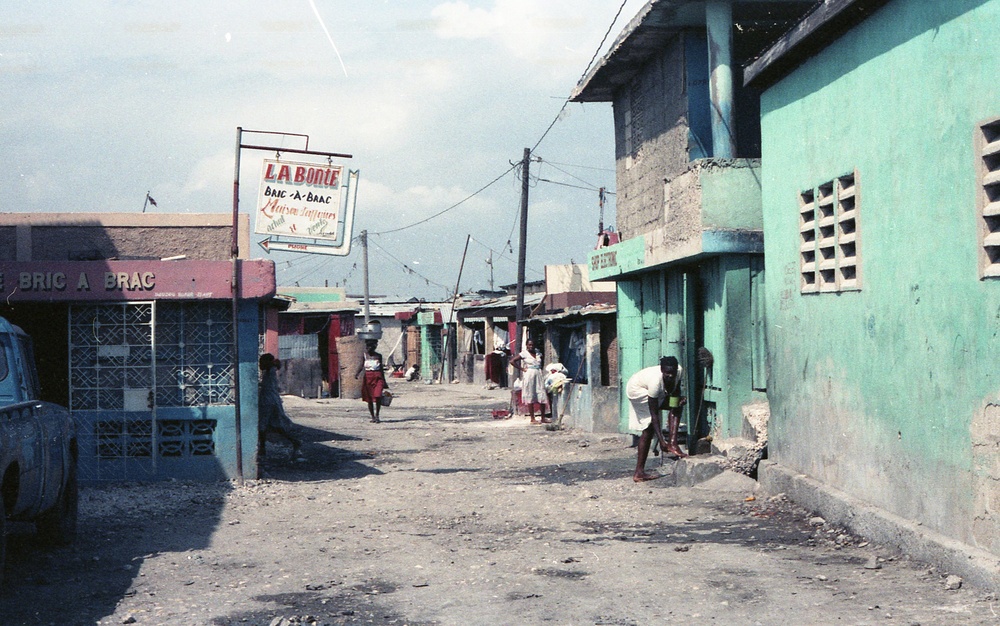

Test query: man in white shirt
[626,356,687,482]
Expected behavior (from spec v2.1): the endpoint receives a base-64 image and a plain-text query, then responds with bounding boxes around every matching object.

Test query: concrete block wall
[612,35,691,241]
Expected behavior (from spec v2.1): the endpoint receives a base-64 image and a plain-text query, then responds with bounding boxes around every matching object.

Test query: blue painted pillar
[706,0,735,158]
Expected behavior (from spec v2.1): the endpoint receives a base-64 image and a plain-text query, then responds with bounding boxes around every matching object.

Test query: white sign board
[255,159,345,242]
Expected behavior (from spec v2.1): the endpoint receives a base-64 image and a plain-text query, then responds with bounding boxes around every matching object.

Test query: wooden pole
[514,148,530,355]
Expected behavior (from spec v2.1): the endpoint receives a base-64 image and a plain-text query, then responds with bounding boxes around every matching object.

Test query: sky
[1,0,648,301]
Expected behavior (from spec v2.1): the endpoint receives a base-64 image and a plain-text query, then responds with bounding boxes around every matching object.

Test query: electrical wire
[537,178,604,193]
[371,163,518,236]
[530,0,631,153]
[531,159,615,173]
[368,237,451,294]
[537,157,607,190]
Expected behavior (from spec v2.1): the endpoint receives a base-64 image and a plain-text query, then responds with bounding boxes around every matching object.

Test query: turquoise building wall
[760,0,1000,551]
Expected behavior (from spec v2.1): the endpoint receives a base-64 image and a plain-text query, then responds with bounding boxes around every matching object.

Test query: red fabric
[485,353,503,384]
[361,371,385,403]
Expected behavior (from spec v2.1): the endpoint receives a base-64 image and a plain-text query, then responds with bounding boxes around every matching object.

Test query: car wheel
[36,462,78,546]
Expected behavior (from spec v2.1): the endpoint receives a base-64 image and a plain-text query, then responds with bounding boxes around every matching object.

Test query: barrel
[337,335,364,399]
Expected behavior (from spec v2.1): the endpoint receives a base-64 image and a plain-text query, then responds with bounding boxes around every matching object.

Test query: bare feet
[666,446,688,459]
[633,472,662,483]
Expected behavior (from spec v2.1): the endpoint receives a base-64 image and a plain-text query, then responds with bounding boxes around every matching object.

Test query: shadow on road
[0,478,229,625]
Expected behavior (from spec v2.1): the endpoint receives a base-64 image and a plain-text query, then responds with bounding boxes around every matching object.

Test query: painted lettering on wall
[0,271,153,292]
[590,250,617,272]
[104,272,156,291]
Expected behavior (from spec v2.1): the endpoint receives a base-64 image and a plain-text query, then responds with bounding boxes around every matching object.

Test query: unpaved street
[2,382,998,625]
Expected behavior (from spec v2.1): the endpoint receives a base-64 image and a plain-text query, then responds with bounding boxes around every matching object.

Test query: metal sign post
[232,127,355,481]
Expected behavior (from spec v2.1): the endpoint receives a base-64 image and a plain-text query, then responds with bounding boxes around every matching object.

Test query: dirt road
[2,381,997,625]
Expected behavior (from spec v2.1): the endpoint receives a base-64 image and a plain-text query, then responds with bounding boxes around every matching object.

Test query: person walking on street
[257,353,304,471]
[356,340,388,423]
[627,355,687,482]
[511,338,549,424]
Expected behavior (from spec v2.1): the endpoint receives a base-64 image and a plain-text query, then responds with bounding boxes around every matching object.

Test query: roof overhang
[572,0,816,103]
[571,0,703,103]
[744,0,892,88]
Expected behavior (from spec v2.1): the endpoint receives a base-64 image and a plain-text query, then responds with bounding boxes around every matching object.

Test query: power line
[538,157,606,189]
[532,159,615,173]
[537,178,603,193]
[368,237,451,294]
[530,0,631,153]
[371,163,518,236]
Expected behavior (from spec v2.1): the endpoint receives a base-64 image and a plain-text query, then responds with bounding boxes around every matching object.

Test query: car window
[15,334,40,400]
[0,335,9,383]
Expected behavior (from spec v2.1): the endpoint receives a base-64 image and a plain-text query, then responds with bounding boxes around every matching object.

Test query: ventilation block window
[799,171,861,293]
[978,118,1000,278]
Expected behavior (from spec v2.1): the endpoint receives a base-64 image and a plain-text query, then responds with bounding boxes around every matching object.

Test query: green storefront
[589,195,768,447]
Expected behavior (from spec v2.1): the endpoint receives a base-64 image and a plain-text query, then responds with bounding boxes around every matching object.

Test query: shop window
[155,301,234,407]
[70,302,230,480]
[799,171,861,293]
[978,118,1000,277]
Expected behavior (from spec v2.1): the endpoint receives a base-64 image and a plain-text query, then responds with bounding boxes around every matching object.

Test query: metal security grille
[155,301,234,407]
[71,301,233,482]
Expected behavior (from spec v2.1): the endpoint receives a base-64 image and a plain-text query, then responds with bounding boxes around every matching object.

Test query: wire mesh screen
[71,301,233,482]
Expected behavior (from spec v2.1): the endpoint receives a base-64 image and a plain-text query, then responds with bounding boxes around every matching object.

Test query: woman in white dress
[511,338,549,424]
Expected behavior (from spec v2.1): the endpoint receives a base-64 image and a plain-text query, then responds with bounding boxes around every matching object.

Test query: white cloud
[182,152,233,195]
[431,0,587,64]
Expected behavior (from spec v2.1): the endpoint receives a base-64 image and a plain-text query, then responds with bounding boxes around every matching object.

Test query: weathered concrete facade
[575,0,806,446]
[0,212,271,482]
[612,35,692,239]
[0,213,247,262]
[748,0,1000,565]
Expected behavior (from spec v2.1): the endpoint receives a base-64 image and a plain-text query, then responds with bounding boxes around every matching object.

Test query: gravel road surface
[2,381,997,625]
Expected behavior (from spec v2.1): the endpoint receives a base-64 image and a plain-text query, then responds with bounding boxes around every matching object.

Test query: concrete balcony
[589,158,763,280]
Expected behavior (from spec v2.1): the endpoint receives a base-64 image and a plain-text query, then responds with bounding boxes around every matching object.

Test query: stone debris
[864,556,882,570]
[945,574,963,590]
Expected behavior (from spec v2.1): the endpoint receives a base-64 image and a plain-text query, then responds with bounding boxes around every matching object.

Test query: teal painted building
[747,0,1000,557]
[572,0,810,446]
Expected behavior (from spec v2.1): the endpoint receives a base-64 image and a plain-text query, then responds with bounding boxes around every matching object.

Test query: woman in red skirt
[355,340,388,423]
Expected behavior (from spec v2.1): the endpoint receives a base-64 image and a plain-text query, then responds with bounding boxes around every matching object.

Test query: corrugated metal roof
[455,293,545,316]
[284,301,360,314]
[534,303,617,323]
[744,0,891,88]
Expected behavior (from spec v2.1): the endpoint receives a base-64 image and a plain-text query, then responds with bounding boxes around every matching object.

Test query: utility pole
[361,229,370,325]
[514,147,530,357]
[439,234,471,383]
[487,249,494,292]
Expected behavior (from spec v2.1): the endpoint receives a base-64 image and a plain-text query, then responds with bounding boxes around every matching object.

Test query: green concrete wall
[760,0,1000,551]
[700,160,764,231]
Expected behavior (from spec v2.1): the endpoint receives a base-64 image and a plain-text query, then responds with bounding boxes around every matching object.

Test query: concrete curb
[758,459,1000,591]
